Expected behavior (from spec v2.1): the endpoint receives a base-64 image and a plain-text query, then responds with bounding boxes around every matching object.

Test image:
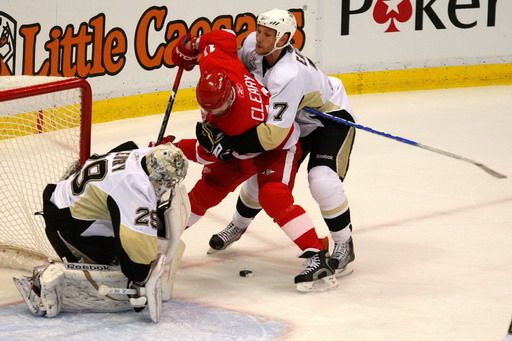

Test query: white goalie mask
[257,8,297,49]
[146,143,188,197]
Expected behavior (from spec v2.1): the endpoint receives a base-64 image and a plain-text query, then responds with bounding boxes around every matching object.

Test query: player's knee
[240,176,260,205]
[308,166,346,206]
[188,180,227,215]
[259,182,294,219]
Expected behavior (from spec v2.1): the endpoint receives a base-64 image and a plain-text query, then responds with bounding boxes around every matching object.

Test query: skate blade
[335,263,354,279]
[12,277,45,316]
[296,275,339,293]
[206,243,234,255]
[206,247,222,255]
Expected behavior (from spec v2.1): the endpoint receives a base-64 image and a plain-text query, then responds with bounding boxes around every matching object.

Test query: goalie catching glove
[196,121,233,161]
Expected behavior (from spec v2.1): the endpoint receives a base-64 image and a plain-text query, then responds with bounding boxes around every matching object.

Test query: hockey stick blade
[156,67,184,145]
[304,107,507,179]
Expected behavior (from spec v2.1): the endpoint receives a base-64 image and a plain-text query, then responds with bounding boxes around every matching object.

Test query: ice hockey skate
[12,276,46,316]
[331,237,355,278]
[207,222,246,254]
[294,249,338,293]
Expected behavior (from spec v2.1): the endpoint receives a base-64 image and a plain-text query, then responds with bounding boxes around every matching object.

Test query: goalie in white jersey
[13,141,190,323]
[208,8,356,280]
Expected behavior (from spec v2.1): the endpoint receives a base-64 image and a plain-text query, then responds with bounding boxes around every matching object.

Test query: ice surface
[1,86,511,340]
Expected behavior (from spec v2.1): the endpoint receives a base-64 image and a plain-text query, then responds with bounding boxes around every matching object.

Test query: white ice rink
[1,85,511,340]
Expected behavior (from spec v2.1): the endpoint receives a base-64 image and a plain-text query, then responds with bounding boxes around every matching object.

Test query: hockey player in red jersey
[204,9,357,282]
[170,29,337,292]
[198,9,355,282]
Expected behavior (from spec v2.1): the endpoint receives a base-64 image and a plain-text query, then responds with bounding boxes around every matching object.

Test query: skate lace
[217,223,244,243]
[300,254,321,275]
[332,242,348,261]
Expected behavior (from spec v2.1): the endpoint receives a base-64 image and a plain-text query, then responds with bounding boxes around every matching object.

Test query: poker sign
[341,0,499,35]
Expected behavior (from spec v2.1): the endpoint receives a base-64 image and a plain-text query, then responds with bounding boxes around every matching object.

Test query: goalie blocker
[13,182,190,323]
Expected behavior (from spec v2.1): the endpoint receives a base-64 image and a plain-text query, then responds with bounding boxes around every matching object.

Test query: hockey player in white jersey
[13,141,190,322]
[206,9,356,287]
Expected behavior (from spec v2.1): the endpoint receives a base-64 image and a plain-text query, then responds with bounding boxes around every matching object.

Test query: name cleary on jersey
[243,73,267,122]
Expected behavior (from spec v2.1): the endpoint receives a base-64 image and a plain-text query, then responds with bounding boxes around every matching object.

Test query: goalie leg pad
[38,262,65,317]
[145,253,165,323]
[16,262,132,315]
[58,262,132,313]
[161,239,185,301]
[159,182,189,300]
[13,263,65,317]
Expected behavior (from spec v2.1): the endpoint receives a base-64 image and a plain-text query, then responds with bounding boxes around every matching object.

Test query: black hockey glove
[156,199,171,238]
[196,121,233,161]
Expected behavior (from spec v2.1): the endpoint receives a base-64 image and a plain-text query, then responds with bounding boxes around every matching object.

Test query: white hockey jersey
[238,32,355,138]
[51,147,159,268]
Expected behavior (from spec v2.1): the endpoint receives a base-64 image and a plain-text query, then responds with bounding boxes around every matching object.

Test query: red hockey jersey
[197,30,269,136]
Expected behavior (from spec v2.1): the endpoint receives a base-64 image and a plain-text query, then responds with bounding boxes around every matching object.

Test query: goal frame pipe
[0,78,92,165]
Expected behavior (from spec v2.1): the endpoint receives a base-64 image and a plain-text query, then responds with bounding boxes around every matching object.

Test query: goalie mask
[146,144,188,197]
[257,8,297,49]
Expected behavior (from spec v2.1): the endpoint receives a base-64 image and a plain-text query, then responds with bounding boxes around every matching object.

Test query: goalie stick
[156,67,184,145]
[304,107,507,179]
[97,284,137,296]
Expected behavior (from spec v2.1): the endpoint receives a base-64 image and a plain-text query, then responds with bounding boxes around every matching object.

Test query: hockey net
[0,76,92,271]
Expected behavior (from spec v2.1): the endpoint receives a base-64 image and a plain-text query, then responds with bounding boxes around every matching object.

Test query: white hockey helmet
[146,143,188,197]
[257,8,297,48]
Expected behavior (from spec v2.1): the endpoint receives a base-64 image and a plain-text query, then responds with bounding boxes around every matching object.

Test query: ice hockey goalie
[13,142,190,323]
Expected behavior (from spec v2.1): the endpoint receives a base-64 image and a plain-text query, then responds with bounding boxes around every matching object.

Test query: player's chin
[255,46,270,55]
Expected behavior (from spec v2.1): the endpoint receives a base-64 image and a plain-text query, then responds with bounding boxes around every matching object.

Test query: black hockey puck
[239,270,253,277]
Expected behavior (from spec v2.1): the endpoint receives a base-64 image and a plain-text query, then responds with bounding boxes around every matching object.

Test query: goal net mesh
[0,76,91,269]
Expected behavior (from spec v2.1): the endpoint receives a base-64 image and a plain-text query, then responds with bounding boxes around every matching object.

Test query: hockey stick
[304,107,507,179]
[504,316,512,341]
[155,66,184,145]
[98,285,148,308]
[97,284,137,296]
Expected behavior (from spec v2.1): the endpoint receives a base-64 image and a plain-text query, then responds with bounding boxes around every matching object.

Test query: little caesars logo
[341,0,499,35]
[0,7,305,78]
[0,12,16,75]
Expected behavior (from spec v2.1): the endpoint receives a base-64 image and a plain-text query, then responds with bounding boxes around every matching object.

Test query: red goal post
[0,76,92,270]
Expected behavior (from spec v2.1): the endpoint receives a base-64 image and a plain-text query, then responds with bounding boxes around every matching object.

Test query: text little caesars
[341,0,499,35]
[7,6,305,78]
